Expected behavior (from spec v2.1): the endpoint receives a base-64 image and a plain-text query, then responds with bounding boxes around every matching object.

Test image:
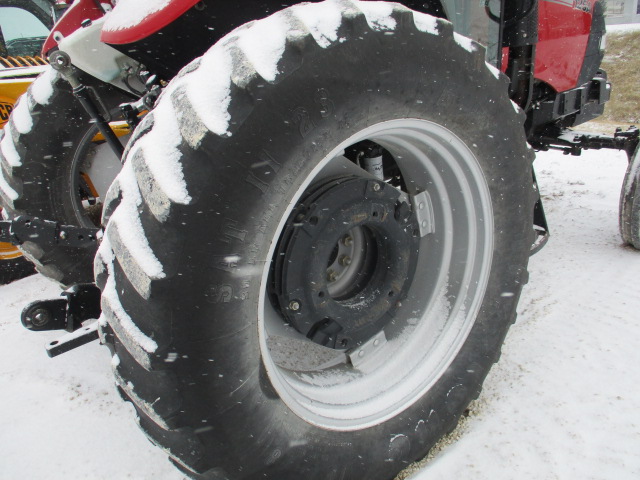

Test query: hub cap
[271,176,419,349]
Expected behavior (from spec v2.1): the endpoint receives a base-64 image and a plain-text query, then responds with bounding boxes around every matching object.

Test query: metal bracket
[22,283,101,333]
[21,299,68,331]
[410,191,435,237]
[46,321,100,358]
[0,216,101,252]
[531,169,550,256]
[348,330,387,369]
[21,283,102,357]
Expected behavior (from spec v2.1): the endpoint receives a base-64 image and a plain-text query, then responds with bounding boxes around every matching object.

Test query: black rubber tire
[0,66,129,286]
[0,254,36,284]
[620,145,640,249]
[96,2,534,479]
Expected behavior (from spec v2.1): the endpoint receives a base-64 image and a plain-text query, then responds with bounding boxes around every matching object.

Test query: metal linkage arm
[534,126,639,158]
[0,216,101,251]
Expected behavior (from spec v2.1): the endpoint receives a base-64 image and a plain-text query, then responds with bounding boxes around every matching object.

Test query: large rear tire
[0,67,128,286]
[96,2,535,479]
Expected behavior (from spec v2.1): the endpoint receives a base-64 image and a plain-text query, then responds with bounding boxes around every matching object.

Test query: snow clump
[413,11,439,35]
[103,0,172,31]
[454,32,477,52]
[359,1,397,31]
[11,98,33,134]
[30,67,57,105]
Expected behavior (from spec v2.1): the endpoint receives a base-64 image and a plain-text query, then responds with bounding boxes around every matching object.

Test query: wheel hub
[272,176,419,350]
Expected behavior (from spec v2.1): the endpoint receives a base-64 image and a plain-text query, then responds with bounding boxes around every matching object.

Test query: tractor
[0,1,638,479]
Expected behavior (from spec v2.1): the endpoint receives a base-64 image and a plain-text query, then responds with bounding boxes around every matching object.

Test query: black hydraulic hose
[72,84,125,159]
[49,50,125,160]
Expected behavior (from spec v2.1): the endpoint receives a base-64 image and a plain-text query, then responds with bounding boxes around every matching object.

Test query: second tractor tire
[0,67,129,286]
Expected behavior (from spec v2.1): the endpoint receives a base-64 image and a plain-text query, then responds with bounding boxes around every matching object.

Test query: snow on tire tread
[96,2,501,474]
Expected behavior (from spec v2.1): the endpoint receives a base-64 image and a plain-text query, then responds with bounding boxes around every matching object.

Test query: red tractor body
[536,0,602,92]
[45,0,604,95]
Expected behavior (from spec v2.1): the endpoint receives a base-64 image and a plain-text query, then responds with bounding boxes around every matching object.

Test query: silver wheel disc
[259,119,494,431]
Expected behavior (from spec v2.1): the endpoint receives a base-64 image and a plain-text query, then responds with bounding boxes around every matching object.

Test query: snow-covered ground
[0,148,639,480]
[607,23,640,34]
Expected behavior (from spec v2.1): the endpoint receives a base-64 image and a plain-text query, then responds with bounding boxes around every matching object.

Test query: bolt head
[31,309,51,327]
[372,183,381,192]
[327,269,338,282]
[339,255,352,266]
[289,300,301,311]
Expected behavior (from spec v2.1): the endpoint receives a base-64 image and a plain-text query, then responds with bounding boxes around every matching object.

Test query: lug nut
[289,300,301,311]
[339,255,352,266]
[342,235,353,247]
[327,269,338,282]
[372,183,381,192]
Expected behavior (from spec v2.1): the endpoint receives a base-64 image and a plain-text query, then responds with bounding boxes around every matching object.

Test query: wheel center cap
[271,176,419,350]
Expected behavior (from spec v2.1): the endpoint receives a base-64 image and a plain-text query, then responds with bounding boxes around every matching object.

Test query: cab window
[0,6,49,57]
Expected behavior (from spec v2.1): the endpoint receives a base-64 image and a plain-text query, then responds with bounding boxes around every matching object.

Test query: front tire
[96,2,534,478]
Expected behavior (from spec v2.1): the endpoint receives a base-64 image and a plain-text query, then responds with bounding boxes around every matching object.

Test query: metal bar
[73,84,125,158]
[46,321,100,358]
[536,127,639,158]
[0,216,100,250]
[49,50,124,159]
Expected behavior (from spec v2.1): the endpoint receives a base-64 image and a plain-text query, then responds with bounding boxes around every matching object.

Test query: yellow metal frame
[0,80,32,129]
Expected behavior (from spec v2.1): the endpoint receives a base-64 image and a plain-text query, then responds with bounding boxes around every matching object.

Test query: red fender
[44,0,599,95]
[100,0,200,45]
[536,0,599,92]
[502,0,600,93]
[42,0,107,56]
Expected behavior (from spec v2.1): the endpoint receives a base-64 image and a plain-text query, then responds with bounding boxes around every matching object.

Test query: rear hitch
[21,283,102,357]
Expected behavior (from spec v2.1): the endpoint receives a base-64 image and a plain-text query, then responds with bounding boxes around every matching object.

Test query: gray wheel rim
[259,119,494,431]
